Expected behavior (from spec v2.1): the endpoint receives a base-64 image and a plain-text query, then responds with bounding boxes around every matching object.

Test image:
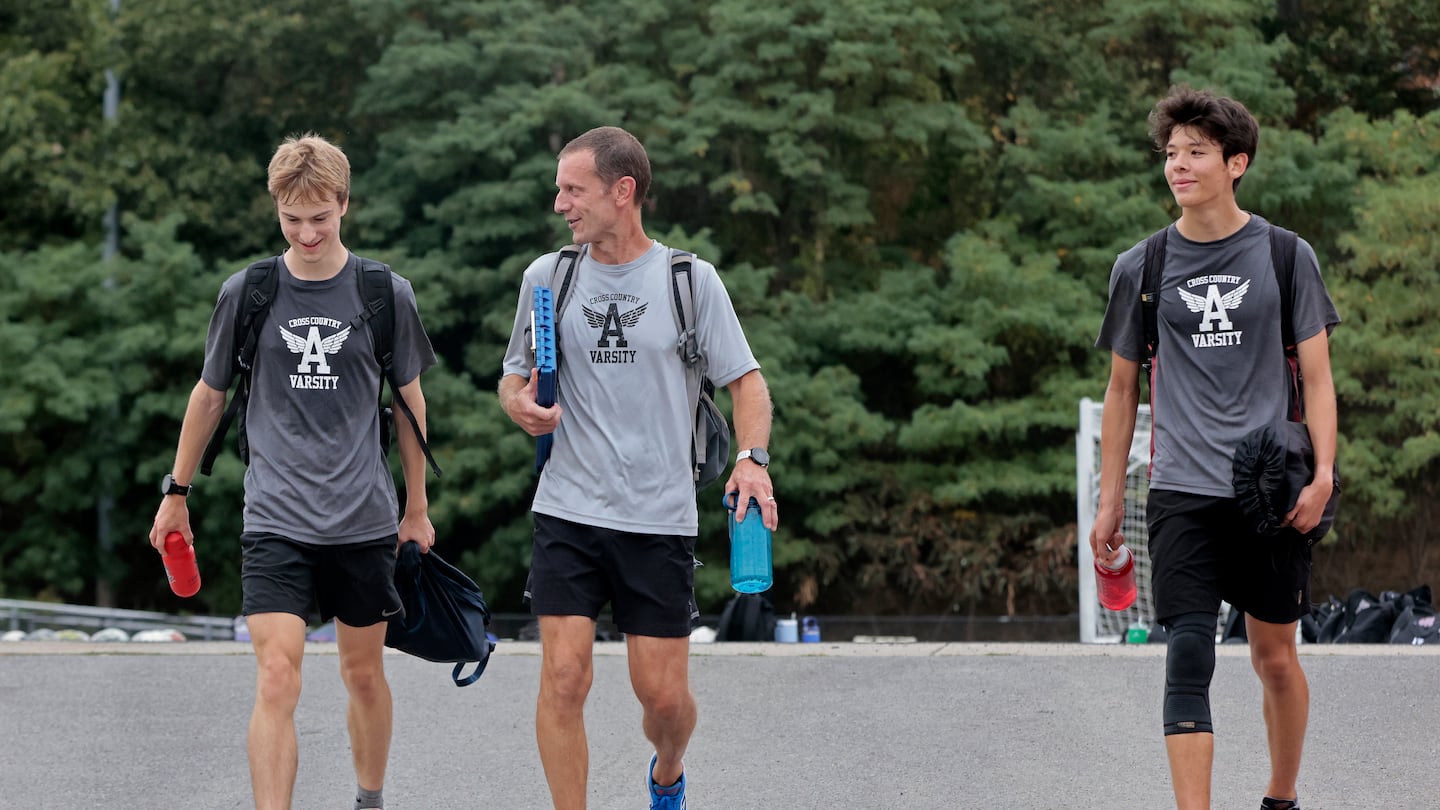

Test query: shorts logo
[381,606,402,618]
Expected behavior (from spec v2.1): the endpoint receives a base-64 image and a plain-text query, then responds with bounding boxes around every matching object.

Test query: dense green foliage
[2,0,1437,618]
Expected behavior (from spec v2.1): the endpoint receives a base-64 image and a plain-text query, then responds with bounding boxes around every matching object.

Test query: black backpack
[199,256,440,478]
[714,593,776,641]
[1141,223,1300,415]
[546,245,730,490]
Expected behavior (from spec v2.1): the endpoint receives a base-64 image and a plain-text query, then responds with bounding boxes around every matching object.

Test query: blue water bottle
[724,491,773,594]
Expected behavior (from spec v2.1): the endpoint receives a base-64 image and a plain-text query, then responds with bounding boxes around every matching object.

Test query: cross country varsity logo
[279,317,350,389]
[582,294,647,364]
[1177,275,1250,348]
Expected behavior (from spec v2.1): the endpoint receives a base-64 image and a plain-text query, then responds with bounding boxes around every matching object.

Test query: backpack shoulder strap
[1267,224,1302,421]
[237,257,282,372]
[669,250,709,483]
[669,250,701,368]
[1268,224,1299,349]
[353,258,395,372]
[550,245,583,320]
[1140,227,1168,371]
[200,256,280,476]
[352,259,442,478]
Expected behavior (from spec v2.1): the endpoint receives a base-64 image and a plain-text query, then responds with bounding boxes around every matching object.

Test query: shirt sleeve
[200,270,246,390]
[500,255,552,379]
[691,259,760,387]
[388,273,437,386]
[1094,244,1147,362]
[1289,238,1341,343]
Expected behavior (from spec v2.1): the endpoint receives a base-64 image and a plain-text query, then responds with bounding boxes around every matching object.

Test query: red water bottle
[1095,544,1136,611]
[163,531,201,597]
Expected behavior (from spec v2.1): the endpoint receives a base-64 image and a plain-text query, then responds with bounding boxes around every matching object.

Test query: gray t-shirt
[502,241,760,535]
[1096,215,1340,497]
[202,254,436,545]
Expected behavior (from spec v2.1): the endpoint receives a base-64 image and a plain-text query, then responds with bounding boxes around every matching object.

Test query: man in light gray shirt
[500,126,777,810]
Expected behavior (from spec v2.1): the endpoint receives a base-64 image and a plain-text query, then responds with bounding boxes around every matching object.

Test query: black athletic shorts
[525,513,699,638]
[1147,489,1312,625]
[240,532,401,628]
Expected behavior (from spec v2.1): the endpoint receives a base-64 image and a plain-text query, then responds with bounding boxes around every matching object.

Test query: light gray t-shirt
[1096,215,1340,497]
[502,241,760,535]
[202,254,436,545]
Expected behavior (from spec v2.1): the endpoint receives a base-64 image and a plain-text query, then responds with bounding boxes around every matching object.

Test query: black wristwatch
[160,474,191,497]
[736,448,770,468]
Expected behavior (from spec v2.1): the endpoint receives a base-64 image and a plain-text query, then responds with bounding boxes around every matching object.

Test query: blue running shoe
[648,754,687,810]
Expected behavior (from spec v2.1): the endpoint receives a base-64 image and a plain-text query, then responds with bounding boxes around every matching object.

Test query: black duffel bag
[385,541,496,687]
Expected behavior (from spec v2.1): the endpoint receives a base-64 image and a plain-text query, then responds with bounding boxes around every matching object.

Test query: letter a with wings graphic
[1178,280,1249,333]
[280,324,352,373]
[583,302,647,348]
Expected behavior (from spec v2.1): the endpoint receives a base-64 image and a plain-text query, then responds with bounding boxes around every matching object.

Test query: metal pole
[96,0,121,607]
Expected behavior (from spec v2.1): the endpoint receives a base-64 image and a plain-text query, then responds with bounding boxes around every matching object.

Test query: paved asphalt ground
[2,640,1436,809]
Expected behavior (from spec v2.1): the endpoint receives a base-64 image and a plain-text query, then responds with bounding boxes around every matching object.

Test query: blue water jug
[723,491,773,594]
[801,616,821,643]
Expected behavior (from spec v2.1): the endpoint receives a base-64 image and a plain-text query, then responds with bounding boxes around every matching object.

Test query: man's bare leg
[1248,617,1308,803]
[247,612,308,810]
[1165,730,1214,809]
[536,616,598,810]
[627,634,696,788]
[336,620,392,801]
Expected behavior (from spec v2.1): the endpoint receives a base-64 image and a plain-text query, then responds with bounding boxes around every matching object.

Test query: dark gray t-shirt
[202,254,436,545]
[502,241,760,535]
[1096,215,1340,497]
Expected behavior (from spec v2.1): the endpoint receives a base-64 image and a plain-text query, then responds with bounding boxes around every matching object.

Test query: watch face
[750,448,770,467]
[161,474,187,496]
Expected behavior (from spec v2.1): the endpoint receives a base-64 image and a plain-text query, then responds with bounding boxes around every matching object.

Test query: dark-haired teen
[1091,87,1340,810]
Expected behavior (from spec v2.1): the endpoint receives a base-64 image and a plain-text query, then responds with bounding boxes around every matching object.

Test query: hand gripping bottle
[1095,543,1136,611]
[723,492,773,594]
[163,531,201,598]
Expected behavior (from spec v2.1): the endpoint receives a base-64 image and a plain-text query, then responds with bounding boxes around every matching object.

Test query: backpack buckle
[676,329,700,367]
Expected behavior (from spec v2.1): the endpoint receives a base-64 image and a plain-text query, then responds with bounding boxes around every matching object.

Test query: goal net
[1076,397,1154,643]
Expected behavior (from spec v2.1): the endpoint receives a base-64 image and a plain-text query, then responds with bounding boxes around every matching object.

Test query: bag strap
[1140,228,1167,375]
[550,245,584,320]
[1269,224,1298,348]
[1267,224,1301,420]
[452,655,490,687]
[200,257,280,476]
[351,259,441,478]
[669,249,708,485]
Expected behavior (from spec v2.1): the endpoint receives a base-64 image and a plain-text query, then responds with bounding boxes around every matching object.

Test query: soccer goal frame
[1076,397,1154,643]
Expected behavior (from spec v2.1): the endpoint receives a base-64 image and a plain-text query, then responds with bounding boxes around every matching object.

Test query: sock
[1261,797,1298,810]
[652,779,683,796]
[356,786,383,809]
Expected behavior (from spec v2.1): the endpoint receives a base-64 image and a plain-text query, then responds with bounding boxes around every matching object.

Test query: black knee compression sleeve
[1163,612,1216,736]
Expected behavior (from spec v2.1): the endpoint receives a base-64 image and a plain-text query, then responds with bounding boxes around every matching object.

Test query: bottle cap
[1101,543,1131,570]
